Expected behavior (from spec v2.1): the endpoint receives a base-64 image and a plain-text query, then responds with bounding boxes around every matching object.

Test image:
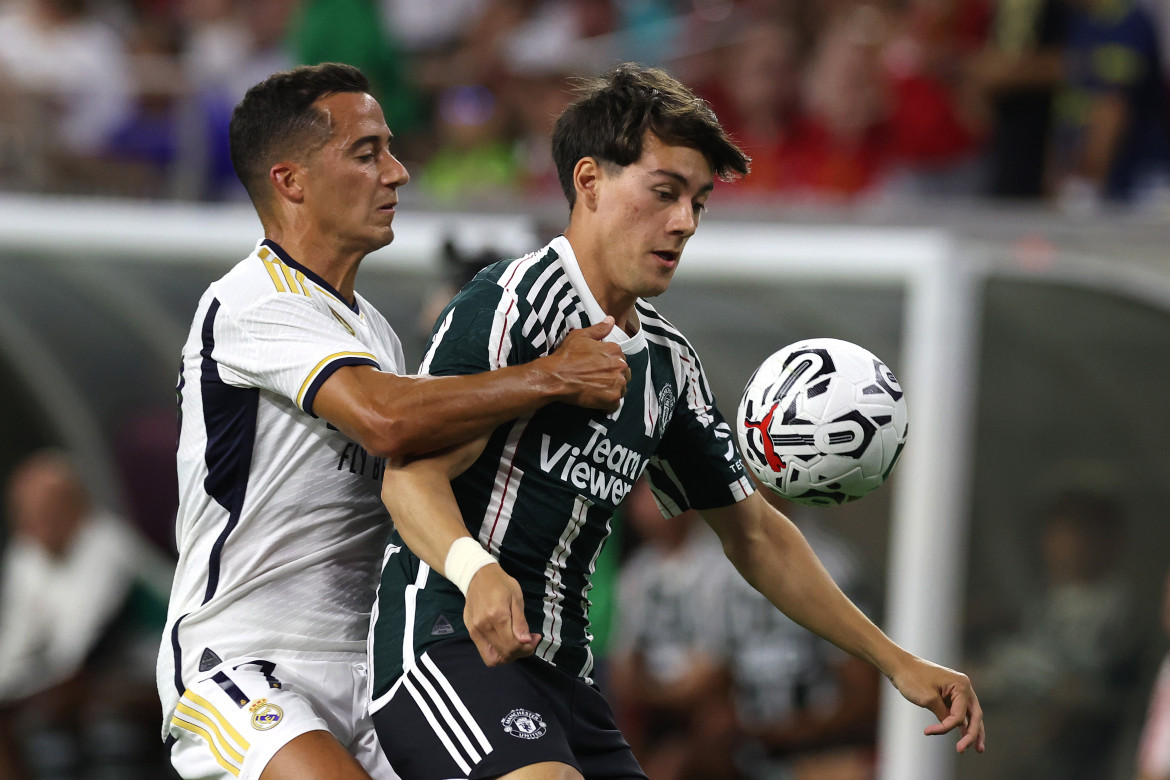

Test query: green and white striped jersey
[369,236,754,703]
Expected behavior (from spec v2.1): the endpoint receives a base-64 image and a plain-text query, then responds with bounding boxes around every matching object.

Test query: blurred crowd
[8,447,1163,779]
[0,0,1168,212]
[3,2,1170,777]
[0,448,1167,779]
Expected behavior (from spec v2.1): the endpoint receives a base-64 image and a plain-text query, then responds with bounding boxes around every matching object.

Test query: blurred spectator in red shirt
[882,0,989,195]
[783,4,896,199]
[699,20,806,195]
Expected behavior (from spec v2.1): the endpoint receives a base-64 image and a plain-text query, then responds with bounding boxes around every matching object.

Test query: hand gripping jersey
[370,236,754,706]
[157,239,404,735]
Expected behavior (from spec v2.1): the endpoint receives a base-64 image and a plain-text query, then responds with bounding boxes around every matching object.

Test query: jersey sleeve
[211,294,381,415]
[418,279,543,376]
[644,353,755,515]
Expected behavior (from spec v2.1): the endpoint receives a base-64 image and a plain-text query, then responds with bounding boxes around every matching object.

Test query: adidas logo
[199,647,223,672]
[430,615,455,636]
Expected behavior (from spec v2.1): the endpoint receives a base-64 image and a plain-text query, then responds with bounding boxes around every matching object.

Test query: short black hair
[551,63,750,209]
[229,63,371,209]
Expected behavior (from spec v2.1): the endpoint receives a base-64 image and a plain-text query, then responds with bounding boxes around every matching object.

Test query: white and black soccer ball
[736,338,908,506]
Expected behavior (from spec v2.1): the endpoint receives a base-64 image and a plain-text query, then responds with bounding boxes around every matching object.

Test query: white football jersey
[157,239,405,731]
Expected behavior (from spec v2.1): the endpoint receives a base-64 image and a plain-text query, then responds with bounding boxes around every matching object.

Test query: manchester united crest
[501,708,547,740]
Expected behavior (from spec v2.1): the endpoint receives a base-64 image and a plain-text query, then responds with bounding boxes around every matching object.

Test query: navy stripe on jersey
[303,356,379,418]
[262,238,360,313]
[212,672,250,708]
[199,299,259,604]
[170,615,188,695]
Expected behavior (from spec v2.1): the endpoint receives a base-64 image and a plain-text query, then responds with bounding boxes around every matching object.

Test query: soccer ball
[736,338,908,506]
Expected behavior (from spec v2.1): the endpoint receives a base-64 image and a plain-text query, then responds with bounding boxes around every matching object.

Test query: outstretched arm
[316,318,629,461]
[701,493,986,754]
[380,438,540,666]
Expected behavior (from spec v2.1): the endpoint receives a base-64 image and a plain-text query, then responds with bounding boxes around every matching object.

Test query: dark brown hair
[551,63,750,209]
[229,63,371,209]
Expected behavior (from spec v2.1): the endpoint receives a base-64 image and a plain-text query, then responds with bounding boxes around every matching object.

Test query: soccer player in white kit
[156,64,630,780]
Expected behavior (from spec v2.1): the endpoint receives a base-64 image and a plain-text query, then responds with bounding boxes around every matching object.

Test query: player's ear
[270,161,306,204]
[573,157,601,211]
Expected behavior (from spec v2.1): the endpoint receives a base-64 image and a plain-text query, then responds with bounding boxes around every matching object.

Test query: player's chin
[639,275,674,299]
[366,225,395,250]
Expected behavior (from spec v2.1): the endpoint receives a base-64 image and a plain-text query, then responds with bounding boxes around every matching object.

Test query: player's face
[592,133,713,310]
[302,92,409,255]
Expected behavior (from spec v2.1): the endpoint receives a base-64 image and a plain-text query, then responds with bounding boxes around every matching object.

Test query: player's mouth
[652,250,679,266]
[377,201,397,213]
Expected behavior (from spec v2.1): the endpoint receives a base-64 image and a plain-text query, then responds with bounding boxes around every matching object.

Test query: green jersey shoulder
[370,237,753,700]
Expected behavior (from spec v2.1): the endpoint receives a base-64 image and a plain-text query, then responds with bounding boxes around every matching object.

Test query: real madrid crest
[249,698,284,731]
[501,708,547,740]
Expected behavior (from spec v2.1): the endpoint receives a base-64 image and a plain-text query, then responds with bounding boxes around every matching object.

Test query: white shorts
[167,654,398,780]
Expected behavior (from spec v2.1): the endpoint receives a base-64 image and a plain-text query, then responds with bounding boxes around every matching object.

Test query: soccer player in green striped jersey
[369,64,986,780]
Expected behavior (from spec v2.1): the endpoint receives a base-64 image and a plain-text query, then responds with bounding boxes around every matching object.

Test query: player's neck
[264,227,362,305]
[563,228,638,335]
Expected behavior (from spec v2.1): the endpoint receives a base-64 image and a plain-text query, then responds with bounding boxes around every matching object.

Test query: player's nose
[381,153,410,188]
[668,200,698,236]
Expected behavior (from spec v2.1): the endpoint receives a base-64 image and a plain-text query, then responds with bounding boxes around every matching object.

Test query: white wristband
[444,537,497,596]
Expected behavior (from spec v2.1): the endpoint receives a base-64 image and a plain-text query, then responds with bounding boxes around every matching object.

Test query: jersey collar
[258,239,361,314]
[549,235,645,355]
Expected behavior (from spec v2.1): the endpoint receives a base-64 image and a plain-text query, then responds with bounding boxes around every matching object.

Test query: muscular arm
[315,318,628,461]
[701,493,986,754]
[380,439,539,666]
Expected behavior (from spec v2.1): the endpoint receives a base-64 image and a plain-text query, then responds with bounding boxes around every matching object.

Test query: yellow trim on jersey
[330,307,356,337]
[294,270,311,297]
[260,255,287,293]
[171,715,243,776]
[183,690,252,750]
[279,263,301,295]
[305,282,353,310]
[258,248,314,297]
[175,702,247,763]
[296,351,378,409]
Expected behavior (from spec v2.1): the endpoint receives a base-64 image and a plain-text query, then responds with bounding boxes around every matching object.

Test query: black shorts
[372,638,646,780]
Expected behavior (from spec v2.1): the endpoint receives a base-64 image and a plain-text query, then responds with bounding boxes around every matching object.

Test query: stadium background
[1,0,1169,778]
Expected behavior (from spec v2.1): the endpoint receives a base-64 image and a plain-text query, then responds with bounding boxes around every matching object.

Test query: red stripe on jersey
[487,453,520,551]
